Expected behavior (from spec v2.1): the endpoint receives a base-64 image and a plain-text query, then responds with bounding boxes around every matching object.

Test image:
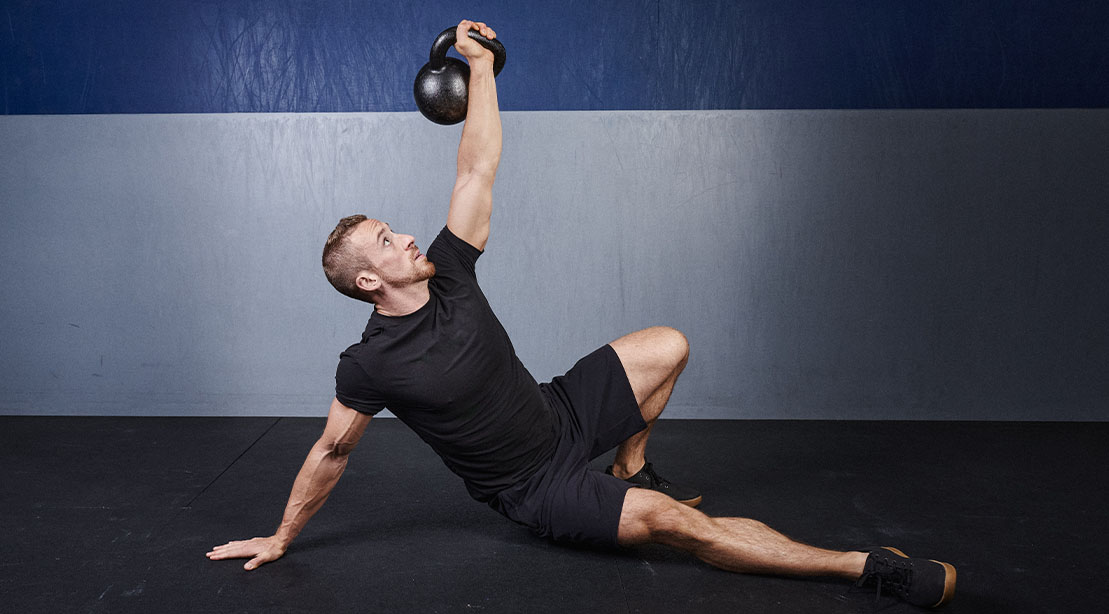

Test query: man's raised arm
[446,19,502,252]
[206,398,371,570]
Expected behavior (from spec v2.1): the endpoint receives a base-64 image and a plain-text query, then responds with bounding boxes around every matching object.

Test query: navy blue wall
[4,1,1108,114]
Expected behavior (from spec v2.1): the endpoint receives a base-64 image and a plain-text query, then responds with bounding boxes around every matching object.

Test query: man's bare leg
[608,328,863,577]
[618,488,867,578]
[607,330,956,607]
[608,326,689,478]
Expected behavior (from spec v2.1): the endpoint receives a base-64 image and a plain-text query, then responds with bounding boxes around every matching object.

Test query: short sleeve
[427,226,483,280]
[334,351,386,416]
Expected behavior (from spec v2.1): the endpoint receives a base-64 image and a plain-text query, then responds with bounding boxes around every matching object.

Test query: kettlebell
[413,26,506,125]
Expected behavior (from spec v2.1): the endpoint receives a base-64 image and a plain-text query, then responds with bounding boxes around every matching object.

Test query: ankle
[845,551,869,580]
[611,460,645,479]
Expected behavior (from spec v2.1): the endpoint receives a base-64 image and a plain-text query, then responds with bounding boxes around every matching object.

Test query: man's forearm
[457,61,502,178]
[273,441,350,547]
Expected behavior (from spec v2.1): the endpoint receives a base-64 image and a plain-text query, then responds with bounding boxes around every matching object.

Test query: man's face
[352,219,435,290]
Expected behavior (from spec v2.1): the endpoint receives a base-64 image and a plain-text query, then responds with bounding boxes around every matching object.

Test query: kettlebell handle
[428,26,506,77]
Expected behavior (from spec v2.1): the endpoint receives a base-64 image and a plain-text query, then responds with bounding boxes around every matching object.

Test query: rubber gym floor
[1,417,1103,613]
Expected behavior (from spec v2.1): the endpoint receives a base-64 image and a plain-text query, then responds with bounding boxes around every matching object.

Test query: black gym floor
[1,417,1104,613]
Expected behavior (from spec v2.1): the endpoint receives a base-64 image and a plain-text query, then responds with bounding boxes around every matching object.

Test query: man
[208,19,956,609]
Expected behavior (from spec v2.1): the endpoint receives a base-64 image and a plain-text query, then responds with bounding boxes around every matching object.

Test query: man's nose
[400,234,416,248]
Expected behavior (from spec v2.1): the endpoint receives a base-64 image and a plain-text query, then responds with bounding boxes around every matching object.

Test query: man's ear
[355,270,380,294]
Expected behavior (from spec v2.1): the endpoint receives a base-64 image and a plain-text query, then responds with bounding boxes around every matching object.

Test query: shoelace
[855,556,913,607]
[640,463,673,488]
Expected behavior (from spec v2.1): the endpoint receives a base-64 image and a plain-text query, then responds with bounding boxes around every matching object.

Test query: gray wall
[1,110,1107,419]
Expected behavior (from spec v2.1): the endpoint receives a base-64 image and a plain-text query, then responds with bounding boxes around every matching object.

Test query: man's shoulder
[433,224,485,254]
[335,332,388,415]
[428,226,482,278]
[338,319,383,362]
[338,340,369,374]
[336,331,386,392]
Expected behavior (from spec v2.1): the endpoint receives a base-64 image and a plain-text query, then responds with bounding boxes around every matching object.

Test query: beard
[381,258,436,286]
[414,259,436,282]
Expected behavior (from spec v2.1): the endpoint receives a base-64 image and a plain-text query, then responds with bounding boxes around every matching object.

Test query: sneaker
[605,461,703,507]
[856,547,957,608]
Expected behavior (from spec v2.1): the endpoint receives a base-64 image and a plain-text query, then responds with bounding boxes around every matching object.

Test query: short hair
[322,215,375,303]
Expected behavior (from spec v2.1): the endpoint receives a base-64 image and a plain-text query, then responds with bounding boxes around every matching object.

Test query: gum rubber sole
[679,495,703,508]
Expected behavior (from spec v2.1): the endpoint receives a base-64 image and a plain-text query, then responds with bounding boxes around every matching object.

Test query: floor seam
[180,417,282,509]
[616,559,633,614]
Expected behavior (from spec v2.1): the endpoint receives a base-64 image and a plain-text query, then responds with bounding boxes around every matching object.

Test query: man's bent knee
[647,326,690,369]
[610,327,690,394]
[616,488,710,548]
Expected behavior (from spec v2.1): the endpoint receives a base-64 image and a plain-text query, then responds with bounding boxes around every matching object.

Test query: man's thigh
[608,326,690,406]
[492,454,638,548]
[543,344,645,459]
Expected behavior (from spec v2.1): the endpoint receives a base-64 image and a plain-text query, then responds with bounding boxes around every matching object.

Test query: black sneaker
[605,461,703,507]
[856,547,957,609]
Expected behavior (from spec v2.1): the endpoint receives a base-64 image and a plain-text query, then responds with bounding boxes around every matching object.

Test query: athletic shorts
[488,344,648,547]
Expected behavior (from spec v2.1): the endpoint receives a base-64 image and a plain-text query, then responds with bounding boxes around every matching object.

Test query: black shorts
[489,344,647,547]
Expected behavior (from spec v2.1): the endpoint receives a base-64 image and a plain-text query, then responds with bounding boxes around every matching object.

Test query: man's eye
[384,238,391,246]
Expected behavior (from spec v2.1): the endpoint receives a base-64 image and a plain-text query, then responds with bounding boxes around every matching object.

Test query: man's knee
[625,328,683,370]
[610,326,690,405]
[637,326,690,371]
[617,488,710,547]
[661,326,691,369]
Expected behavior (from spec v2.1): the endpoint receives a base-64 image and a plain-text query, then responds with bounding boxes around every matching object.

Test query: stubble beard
[415,259,436,282]
[379,257,435,288]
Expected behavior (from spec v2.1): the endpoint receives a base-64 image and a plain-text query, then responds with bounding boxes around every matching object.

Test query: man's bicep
[320,397,372,455]
[446,172,493,251]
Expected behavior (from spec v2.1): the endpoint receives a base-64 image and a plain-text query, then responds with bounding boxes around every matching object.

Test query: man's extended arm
[206,398,371,570]
[446,20,502,252]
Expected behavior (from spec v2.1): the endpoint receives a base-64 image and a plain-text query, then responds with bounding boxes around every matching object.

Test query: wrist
[467,55,495,71]
[273,528,296,548]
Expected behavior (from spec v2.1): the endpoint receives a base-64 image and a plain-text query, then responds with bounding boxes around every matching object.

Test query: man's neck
[373,281,431,317]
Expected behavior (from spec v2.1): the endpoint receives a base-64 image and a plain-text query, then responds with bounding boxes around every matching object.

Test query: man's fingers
[208,541,245,554]
[207,543,235,559]
[478,23,495,39]
[457,19,495,40]
[207,536,284,570]
[206,537,266,560]
[207,546,243,560]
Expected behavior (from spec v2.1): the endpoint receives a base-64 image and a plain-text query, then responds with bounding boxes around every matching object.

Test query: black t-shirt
[334,227,558,502]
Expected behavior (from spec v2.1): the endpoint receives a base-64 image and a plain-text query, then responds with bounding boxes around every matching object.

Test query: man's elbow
[459,156,500,182]
[331,441,358,457]
[454,168,498,198]
[315,438,357,459]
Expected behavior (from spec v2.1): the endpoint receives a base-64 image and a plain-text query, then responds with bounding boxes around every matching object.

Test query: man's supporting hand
[205,399,371,571]
[206,536,287,571]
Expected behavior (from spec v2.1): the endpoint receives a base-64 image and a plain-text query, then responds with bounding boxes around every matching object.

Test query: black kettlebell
[413,26,506,125]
